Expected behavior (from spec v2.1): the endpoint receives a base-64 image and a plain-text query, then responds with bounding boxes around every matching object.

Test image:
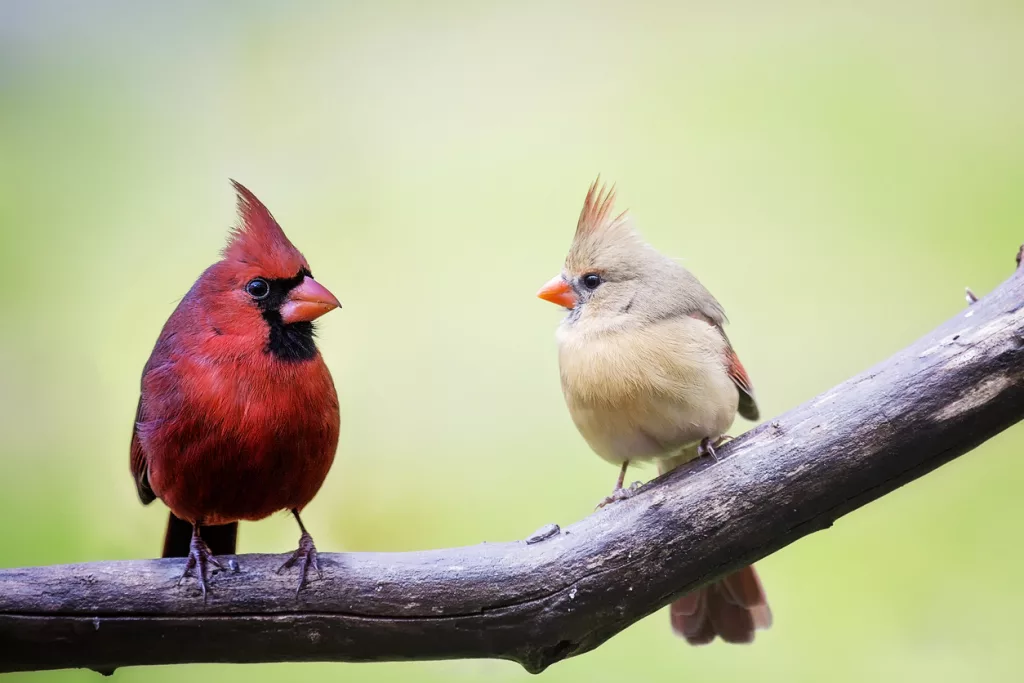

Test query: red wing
[726,347,760,421]
[131,397,156,505]
[727,348,754,397]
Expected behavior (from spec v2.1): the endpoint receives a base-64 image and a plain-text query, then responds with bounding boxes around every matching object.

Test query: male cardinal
[537,180,771,644]
[130,181,341,596]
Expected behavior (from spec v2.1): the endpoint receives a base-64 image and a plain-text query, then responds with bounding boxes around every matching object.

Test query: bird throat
[262,311,318,362]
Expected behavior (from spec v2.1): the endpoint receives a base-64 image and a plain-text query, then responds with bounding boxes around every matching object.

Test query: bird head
[537,179,724,330]
[201,181,341,361]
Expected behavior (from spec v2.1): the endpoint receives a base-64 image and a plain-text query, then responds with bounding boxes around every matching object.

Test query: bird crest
[566,177,640,273]
[574,177,629,239]
[223,180,309,278]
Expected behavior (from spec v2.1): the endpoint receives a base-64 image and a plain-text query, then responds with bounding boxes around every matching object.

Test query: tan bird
[537,179,771,645]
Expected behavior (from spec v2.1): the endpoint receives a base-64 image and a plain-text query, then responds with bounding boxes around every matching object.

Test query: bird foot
[278,530,322,595]
[697,435,733,462]
[595,481,642,510]
[177,535,223,600]
[697,437,717,460]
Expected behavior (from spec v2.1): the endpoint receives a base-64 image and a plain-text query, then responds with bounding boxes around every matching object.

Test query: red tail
[670,565,772,645]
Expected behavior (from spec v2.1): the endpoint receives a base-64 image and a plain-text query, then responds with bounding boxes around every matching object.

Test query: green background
[2,1,1023,681]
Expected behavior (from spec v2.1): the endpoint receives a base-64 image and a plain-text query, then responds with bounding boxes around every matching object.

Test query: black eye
[245,278,270,300]
[582,273,602,290]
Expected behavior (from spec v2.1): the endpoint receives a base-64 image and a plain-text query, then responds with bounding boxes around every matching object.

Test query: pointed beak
[537,275,577,309]
[280,276,342,324]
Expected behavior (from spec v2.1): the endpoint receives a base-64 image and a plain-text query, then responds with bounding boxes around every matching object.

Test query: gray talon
[279,530,321,595]
[177,533,222,600]
[595,485,640,510]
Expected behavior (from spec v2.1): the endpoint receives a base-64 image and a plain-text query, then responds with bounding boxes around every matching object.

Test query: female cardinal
[537,180,771,644]
[130,181,341,596]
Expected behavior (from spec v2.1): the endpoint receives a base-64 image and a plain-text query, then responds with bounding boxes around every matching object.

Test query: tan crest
[575,177,629,239]
[565,177,640,273]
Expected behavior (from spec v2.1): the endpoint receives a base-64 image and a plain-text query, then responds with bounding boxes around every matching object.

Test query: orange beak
[280,276,342,324]
[537,275,577,309]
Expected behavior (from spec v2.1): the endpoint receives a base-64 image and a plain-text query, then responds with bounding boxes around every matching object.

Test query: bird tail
[670,565,772,645]
[161,514,238,558]
[654,453,771,644]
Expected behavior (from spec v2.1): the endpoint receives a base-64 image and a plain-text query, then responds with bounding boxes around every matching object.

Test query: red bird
[130,181,341,596]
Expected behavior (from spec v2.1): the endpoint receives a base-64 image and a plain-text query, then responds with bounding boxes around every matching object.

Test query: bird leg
[596,461,642,509]
[176,522,223,600]
[278,509,322,595]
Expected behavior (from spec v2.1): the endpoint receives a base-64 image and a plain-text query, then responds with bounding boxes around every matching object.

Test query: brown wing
[130,396,156,504]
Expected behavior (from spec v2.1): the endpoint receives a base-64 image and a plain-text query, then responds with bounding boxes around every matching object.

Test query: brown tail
[670,565,772,645]
[161,513,238,558]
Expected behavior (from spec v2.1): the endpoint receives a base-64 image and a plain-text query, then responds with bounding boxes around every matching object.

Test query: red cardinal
[130,181,341,596]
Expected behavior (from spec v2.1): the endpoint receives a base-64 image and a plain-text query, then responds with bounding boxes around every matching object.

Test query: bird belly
[560,323,738,465]
[142,360,340,526]
[149,424,336,526]
[570,394,732,466]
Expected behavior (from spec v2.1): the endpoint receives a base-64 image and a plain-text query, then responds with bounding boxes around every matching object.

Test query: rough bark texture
[3,252,1024,676]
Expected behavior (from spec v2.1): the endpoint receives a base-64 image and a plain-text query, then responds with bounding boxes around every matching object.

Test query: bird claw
[595,481,642,510]
[177,535,222,600]
[278,530,322,595]
[698,435,732,462]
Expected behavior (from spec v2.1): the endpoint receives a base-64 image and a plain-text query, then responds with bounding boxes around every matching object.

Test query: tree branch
[4,252,1024,676]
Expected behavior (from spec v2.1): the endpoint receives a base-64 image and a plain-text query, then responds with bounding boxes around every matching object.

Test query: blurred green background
[2,0,1023,681]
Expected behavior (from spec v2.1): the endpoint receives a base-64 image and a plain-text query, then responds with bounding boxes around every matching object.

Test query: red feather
[223,180,311,279]
[670,565,772,645]
[726,347,759,421]
[130,182,340,586]
[135,323,339,525]
[726,348,754,398]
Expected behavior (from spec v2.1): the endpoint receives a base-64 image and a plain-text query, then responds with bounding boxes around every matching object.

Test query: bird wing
[688,311,760,422]
[724,342,759,421]
[130,396,156,504]
[131,301,186,507]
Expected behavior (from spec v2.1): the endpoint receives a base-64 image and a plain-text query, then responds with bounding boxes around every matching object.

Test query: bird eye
[245,278,270,300]
[582,273,602,290]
